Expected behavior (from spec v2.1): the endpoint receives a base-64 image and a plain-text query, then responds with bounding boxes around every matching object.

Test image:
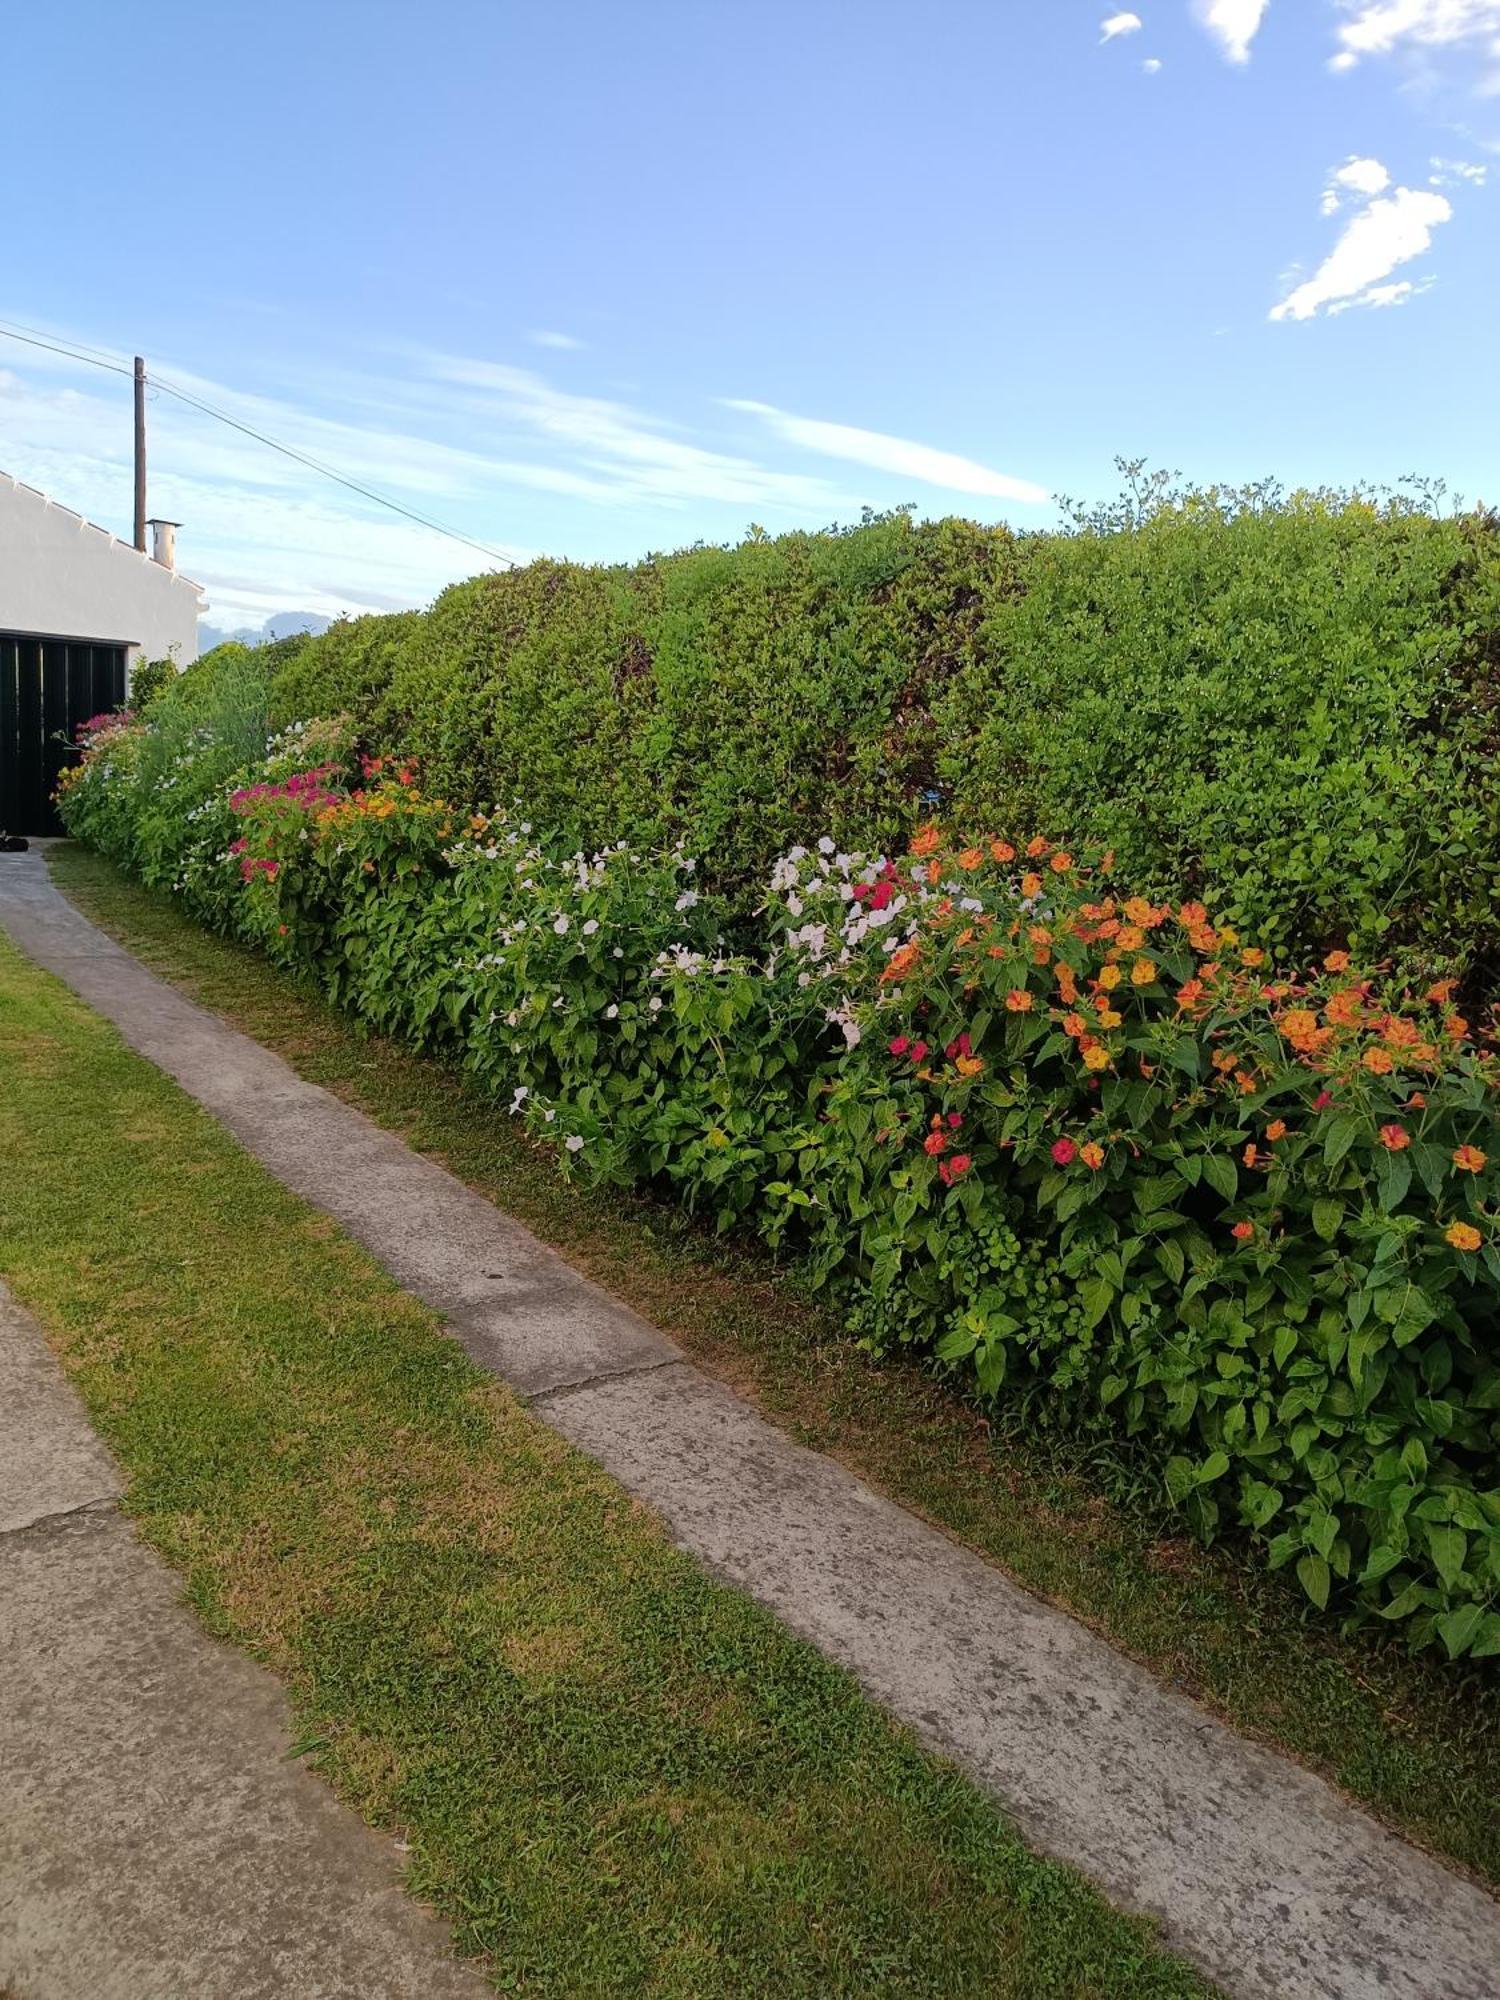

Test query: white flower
[553,914,570,935]
[565,1134,585,1153]
[612,946,624,959]
[785,894,804,918]
[543,1108,556,1123]
[604,1003,619,1019]
[674,890,699,913]
[582,918,599,936]
[817,835,836,854]
[649,995,664,1013]
[509,1086,530,1113]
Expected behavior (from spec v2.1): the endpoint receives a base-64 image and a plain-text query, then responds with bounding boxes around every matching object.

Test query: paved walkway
[0,1282,490,2000]
[3,848,1499,2000]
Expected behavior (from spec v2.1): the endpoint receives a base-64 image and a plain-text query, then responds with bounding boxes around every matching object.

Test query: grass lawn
[42,845,1500,1893]
[0,929,1210,1997]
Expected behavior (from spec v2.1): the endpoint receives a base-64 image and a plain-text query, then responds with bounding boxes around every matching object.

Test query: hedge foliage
[57,700,1500,1663]
[249,483,1500,979]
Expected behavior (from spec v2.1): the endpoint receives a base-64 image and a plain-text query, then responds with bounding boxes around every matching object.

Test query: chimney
[147,518,180,569]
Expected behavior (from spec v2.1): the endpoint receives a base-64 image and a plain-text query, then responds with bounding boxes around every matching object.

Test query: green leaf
[1200,1154,1238,1203]
[1424,1522,1467,1590]
[1311,1198,1344,1242]
[1080,1278,1114,1328]
[1472,1613,1500,1660]
[1296,1552,1331,1610]
[1323,1115,1361,1168]
[1376,1148,1412,1214]
[1436,1602,1484,1661]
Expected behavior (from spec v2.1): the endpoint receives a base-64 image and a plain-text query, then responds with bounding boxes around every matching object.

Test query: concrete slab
[0,1287,491,2000]
[0,1511,489,2000]
[0,1284,121,1533]
[5,849,1499,2000]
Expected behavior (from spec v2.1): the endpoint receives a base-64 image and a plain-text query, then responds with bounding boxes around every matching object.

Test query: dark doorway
[0,633,128,837]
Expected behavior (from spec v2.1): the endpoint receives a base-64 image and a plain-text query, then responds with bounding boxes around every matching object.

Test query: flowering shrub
[57,707,1500,1660]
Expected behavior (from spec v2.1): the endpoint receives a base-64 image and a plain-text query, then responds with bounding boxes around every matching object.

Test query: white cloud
[1194,0,1271,63]
[722,399,1049,504]
[1271,183,1453,319]
[528,330,584,350]
[1331,0,1500,65]
[1429,153,1489,183]
[1143,55,1164,71]
[1321,154,1392,212]
[1100,12,1143,41]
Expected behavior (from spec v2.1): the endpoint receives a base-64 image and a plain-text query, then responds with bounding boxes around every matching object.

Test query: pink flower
[1052,1138,1077,1166]
[888,1036,910,1056]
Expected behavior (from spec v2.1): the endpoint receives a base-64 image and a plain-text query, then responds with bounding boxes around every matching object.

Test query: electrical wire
[0,316,515,568]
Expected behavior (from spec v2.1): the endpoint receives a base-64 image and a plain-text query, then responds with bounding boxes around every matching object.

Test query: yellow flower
[956,1054,985,1077]
[1446,1221,1482,1253]
[1098,1007,1122,1030]
[1097,964,1122,991]
[1083,1043,1111,1072]
[1131,958,1156,986]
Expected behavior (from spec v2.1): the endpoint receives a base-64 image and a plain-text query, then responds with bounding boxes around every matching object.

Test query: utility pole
[133,356,147,551]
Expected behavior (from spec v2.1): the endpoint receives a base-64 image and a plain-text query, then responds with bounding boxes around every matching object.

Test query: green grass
[0,930,1209,1998]
[44,845,1500,1893]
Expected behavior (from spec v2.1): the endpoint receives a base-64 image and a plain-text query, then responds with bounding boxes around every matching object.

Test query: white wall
[0,472,203,675]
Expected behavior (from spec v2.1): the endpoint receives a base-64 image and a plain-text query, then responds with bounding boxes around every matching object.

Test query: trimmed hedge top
[237,487,1500,974]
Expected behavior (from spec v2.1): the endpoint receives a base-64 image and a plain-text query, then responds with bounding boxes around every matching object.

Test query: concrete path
[0,1283,491,2000]
[3,848,1498,2000]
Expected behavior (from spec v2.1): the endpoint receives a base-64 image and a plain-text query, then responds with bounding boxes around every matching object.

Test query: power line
[0,317,515,568]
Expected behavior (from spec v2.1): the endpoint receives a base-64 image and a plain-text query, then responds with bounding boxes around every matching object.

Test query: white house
[0,472,205,835]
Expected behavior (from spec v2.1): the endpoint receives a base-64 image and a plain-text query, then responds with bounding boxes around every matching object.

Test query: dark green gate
[0,633,127,837]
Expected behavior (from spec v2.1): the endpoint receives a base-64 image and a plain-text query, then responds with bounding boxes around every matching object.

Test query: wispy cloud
[528,329,585,351]
[1429,153,1489,184]
[722,399,1049,504]
[1100,12,1144,42]
[1194,0,1271,63]
[1142,55,1165,71]
[1271,175,1453,320]
[1330,0,1500,74]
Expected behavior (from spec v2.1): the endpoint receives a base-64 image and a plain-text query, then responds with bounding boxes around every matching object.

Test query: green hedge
[255,488,1500,975]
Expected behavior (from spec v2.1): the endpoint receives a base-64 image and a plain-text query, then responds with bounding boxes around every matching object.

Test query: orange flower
[1362,1046,1395,1075]
[1426,980,1456,1006]
[1123,898,1155,928]
[1453,1144,1487,1174]
[956,1054,986,1077]
[1055,965,1078,1004]
[1062,1011,1088,1039]
[1097,963,1122,991]
[1079,1141,1105,1170]
[958,846,984,872]
[1178,901,1208,928]
[1115,924,1146,953]
[1243,1143,1260,1169]
[1448,1015,1470,1041]
[1407,1091,1427,1109]
[881,943,921,983]
[926,859,943,885]
[1005,988,1034,1013]
[1236,1071,1258,1096]
[1379,1124,1410,1150]
[1445,1221,1482,1253]
[1026,836,1048,858]
[1099,849,1116,873]
[990,839,1016,863]
[1212,1049,1237,1073]
[1098,1007,1123,1030]
[1188,925,1218,952]
[1280,1008,1320,1048]
[1324,950,1351,972]
[1231,1220,1254,1242]
[909,824,942,858]
[1082,1043,1111,1072]
[1132,958,1156,986]
[1050,851,1073,874]
[1266,1119,1288,1141]
[1240,947,1265,969]
[1021,872,1043,899]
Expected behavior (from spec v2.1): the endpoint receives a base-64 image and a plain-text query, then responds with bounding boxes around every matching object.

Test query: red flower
[1312,1090,1333,1111]
[910,1040,929,1062]
[1231,1220,1254,1242]
[947,1111,964,1129]
[1051,1138,1077,1166]
[888,1036,910,1056]
[924,1131,948,1156]
[947,1153,972,1179]
[870,881,895,911]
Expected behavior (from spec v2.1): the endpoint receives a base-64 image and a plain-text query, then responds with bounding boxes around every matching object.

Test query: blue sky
[2,1,1496,629]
